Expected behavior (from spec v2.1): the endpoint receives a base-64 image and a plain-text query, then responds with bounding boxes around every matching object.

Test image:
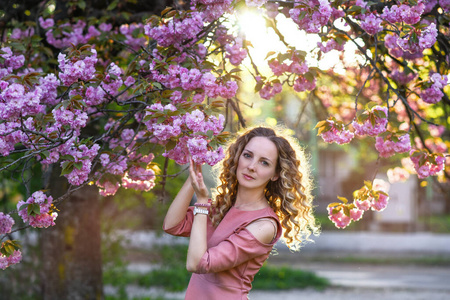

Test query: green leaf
[60,154,75,161]
[73,162,83,170]
[61,161,74,176]
[304,72,315,82]
[165,140,177,151]
[314,120,328,129]
[19,203,28,211]
[138,143,153,156]
[107,0,119,10]
[337,196,348,203]
[343,206,351,217]
[28,203,41,216]
[78,0,86,10]
[265,51,276,60]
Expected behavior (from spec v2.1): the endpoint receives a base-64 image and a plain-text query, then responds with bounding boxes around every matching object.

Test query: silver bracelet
[193,206,209,216]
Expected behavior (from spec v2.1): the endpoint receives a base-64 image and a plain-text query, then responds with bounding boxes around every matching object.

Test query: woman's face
[236,136,279,191]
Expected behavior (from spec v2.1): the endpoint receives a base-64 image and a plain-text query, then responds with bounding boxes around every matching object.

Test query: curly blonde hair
[211,126,320,250]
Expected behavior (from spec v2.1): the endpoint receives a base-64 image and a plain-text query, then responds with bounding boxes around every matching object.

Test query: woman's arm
[163,175,195,231]
[186,160,210,272]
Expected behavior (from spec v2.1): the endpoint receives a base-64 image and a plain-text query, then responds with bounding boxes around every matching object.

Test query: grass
[253,265,329,290]
[421,215,450,233]
[103,264,329,292]
[103,244,330,295]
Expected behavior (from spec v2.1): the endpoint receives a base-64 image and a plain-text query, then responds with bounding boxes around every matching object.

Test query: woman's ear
[271,175,279,181]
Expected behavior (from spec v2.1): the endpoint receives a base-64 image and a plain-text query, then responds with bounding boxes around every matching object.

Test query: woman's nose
[248,160,256,171]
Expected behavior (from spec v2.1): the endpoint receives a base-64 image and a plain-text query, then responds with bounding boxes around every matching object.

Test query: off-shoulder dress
[163,206,282,300]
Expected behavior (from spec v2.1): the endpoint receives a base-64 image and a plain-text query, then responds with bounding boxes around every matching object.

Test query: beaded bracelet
[194,202,211,208]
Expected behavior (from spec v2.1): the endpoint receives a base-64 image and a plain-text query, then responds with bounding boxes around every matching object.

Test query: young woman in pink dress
[163,126,319,299]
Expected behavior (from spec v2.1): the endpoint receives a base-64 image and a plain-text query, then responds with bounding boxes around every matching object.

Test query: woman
[163,126,319,299]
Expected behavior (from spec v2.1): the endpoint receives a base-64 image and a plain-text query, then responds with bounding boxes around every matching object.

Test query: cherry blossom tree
[0,0,449,286]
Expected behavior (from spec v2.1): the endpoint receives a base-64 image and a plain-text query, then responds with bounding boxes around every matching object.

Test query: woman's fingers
[189,158,209,198]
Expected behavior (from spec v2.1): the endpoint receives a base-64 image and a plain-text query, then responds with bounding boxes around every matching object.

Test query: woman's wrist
[195,197,210,204]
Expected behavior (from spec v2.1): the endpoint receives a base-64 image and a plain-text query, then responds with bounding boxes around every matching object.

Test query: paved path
[249,287,450,300]
[266,259,450,291]
[114,260,450,300]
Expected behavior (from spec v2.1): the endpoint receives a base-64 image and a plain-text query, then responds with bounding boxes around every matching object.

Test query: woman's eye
[243,153,251,158]
[261,160,269,166]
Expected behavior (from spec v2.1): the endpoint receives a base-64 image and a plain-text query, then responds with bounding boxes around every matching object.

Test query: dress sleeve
[163,207,194,237]
[195,228,274,274]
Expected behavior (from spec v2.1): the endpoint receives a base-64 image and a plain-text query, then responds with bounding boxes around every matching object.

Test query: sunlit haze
[233,9,364,75]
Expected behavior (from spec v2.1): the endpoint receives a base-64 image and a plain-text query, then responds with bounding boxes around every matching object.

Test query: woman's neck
[234,187,268,211]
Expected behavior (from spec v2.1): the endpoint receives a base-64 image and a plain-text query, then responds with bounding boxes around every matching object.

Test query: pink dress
[164,206,282,300]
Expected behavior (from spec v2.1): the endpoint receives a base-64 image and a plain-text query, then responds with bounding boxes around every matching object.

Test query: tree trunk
[41,166,102,300]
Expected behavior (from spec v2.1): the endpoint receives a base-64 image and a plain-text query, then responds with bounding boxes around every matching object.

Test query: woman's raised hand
[189,158,209,202]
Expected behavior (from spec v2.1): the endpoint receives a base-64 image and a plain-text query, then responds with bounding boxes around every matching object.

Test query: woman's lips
[243,174,254,180]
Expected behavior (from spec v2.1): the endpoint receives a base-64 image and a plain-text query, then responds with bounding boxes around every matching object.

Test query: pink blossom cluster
[327,179,389,229]
[164,135,225,166]
[225,38,248,66]
[0,47,25,78]
[259,81,282,100]
[0,82,46,119]
[410,150,446,178]
[0,120,29,156]
[96,153,155,197]
[360,13,383,36]
[144,104,226,166]
[52,105,88,134]
[383,33,423,60]
[289,0,333,34]
[43,19,102,49]
[265,2,280,18]
[441,0,450,12]
[58,48,98,86]
[317,39,345,53]
[381,2,425,25]
[387,167,410,183]
[327,205,363,229]
[375,133,411,157]
[16,191,57,228]
[191,0,234,22]
[96,180,121,197]
[353,188,389,214]
[9,27,35,40]
[145,12,204,49]
[352,105,388,136]
[38,17,54,29]
[397,23,438,54]
[96,130,158,196]
[428,125,445,137]
[0,213,14,235]
[40,17,145,51]
[84,85,107,106]
[0,250,22,270]
[268,56,309,76]
[384,33,408,58]
[245,0,268,7]
[293,76,316,92]
[421,73,448,104]
[317,119,354,145]
[119,24,146,51]
[101,63,124,96]
[61,143,100,186]
[391,69,416,86]
[148,63,238,100]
